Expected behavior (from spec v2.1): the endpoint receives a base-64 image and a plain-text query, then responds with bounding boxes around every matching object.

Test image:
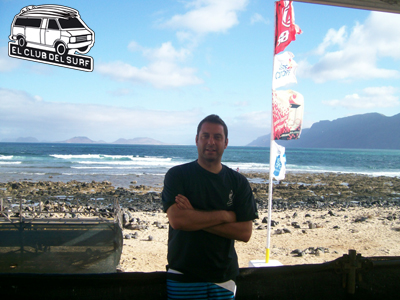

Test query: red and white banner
[272,51,297,90]
[274,1,302,54]
[272,90,304,140]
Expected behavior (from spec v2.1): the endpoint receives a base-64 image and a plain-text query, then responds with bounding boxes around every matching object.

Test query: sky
[0,0,399,146]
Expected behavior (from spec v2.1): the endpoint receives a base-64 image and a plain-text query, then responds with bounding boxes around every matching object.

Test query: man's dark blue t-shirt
[162,160,258,283]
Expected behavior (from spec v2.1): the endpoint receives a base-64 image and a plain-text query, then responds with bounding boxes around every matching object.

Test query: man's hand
[204,221,253,242]
[175,194,194,210]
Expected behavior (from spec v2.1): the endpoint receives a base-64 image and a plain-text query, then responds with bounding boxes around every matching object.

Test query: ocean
[0,143,399,188]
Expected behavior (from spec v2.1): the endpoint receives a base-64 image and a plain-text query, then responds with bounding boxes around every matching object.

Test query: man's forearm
[204,220,253,242]
[167,204,236,231]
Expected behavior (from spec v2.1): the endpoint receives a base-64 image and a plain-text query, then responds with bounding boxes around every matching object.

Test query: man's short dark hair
[197,114,228,140]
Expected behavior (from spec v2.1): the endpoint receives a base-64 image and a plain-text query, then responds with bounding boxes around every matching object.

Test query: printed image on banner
[272,90,304,140]
[272,51,297,90]
[271,141,286,180]
[274,0,302,54]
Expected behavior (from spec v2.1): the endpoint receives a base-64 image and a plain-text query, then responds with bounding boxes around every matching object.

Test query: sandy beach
[116,172,400,272]
[1,172,399,272]
[119,206,400,272]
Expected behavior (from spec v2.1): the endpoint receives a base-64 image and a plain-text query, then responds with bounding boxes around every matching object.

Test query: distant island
[2,113,399,149]
[1,136,167,145]
[61,136,107,144]
[113,137,166,145]
[247,112,400,150]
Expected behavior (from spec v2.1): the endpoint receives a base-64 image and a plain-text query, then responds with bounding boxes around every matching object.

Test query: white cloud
[107,88,133,96]
[234,111,270,128]
[233,101,249,107]
[0,88,272,146]
[0,46,20,72]
[162,0,248,34]
[313,26,347,55]
[227,111,270,145]
[0,88,202,143]
[364,12,400,59]
[97,42,203,89]
[250,13,268,25]
[98,1,250,89]
[322,86,399,109]
[131,41,191,62]
[299,12,400,82]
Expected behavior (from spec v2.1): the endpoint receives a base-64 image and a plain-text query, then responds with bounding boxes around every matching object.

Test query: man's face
[196,122,228,164]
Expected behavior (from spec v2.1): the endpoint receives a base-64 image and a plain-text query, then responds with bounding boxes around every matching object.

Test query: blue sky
[0,0,399,146]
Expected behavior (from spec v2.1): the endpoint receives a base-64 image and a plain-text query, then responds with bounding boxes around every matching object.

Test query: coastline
[1,172,399,272]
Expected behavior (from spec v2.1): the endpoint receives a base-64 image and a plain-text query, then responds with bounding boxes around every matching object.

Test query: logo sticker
[227,190,234,207]
[8,5,95,72]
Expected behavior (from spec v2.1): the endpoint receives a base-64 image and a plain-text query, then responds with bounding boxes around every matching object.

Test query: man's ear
[224,138,228,149]
[195,135,198,145]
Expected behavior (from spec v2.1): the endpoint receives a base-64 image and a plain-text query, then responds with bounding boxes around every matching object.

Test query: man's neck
[197,159,222,174]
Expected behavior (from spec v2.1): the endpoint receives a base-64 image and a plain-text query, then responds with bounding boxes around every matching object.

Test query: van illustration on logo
[8,5,95,72]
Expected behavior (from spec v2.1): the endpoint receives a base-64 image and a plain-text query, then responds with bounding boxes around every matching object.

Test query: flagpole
[266,1,278,264]
[265,0,302,264]
[266,115,275,263]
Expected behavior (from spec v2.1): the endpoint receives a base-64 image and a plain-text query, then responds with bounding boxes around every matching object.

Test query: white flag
[271,141,286,180]
[272,52,298,90]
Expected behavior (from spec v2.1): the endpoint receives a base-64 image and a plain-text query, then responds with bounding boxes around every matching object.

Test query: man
[162,114,258,299]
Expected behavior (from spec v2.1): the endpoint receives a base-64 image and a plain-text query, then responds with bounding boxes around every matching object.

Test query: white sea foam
[225,162,269,171]
[0,161,21,165]
[50,154,172,162]
[72,165,170,170]
[0,155,13,160]
[72,166,114,169]
[77,161,176,167]
[50,154,103,159]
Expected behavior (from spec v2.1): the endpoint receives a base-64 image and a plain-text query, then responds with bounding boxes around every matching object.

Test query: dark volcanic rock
[1,172,399,218]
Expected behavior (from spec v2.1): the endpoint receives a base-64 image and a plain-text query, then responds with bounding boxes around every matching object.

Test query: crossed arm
[166,194,253,242]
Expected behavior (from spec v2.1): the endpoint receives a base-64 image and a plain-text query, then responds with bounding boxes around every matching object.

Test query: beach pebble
[124,232,138,239]
[116,265,125,273]
[125,224,147,230]
[291,249,303,257]
[291,222,300,228]
[153,221,167,229]
[355,217,368,222]
[309,223,317,229]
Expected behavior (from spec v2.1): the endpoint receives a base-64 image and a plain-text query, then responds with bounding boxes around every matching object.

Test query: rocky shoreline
[1,172,399,211]
[1,172,399,233]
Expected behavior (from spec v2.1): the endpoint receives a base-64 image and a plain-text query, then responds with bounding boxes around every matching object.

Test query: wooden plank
[294,0,400,14]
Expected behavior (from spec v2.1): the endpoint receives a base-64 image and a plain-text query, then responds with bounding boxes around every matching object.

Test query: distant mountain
[16,137,39,143]
[0,137,39,143]
[0,136,166,145]
[60,136,106,144]
[247,113,400,149]
[112,137,165,145]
